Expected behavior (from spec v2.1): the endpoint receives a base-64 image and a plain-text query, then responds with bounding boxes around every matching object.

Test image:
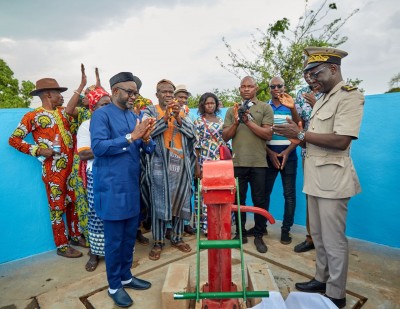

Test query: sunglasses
[116,86,139,98]
[269,84,284,89]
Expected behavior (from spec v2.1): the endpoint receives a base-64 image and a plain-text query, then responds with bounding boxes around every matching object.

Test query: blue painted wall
[1,109,55,264]
[1,93,399,264]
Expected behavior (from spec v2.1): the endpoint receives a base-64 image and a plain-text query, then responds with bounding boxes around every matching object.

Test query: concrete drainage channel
[79,251,198,309]
[72,248,368,309]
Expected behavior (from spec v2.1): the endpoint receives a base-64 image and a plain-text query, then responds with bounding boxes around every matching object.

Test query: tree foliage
[216,0,359,101]
[346,78,364,93]
[386,73,400,93]
[187,88,240,109]
[0,59,35,108]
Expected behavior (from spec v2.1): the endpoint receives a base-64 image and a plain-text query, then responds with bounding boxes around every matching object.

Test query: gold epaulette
[341,85,358,92]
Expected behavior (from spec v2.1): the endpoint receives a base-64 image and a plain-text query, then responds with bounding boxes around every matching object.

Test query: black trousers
[234,167,267,237]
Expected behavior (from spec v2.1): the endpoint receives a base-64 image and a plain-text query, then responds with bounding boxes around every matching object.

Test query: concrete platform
[1,222,399,309]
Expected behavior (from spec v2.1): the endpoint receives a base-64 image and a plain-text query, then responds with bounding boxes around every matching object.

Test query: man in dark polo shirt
[223,76,274,253]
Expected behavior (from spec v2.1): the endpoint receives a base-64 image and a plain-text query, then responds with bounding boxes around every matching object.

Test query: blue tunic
[90,103,155,221]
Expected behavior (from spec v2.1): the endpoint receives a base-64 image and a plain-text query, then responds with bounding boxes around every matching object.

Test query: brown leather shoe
[57,246,83,258]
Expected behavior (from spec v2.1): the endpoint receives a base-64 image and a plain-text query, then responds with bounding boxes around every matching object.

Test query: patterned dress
[193,116,228,234]
[77,119,105,256]
[9,107,80,248]
[69,107,91,245]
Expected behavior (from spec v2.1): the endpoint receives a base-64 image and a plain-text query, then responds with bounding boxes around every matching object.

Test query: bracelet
[73,90,81,95]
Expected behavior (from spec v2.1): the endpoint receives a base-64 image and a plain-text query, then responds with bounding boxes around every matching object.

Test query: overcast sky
[0,0,399,107]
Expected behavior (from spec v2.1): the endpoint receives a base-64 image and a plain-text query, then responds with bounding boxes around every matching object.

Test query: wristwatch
[297,130,306,141]
[125,133,132,144]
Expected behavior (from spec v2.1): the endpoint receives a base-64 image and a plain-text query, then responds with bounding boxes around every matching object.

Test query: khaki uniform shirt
[304,81,364,198]
[224,99,273,167]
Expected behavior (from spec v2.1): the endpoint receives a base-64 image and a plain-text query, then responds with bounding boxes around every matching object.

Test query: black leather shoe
[108,288,133,307]
[165,228,172,240]
[295,279,326,293]
[136,230,149,245]
[232,233,248,244]
[294,240,315,253]
[254,236,268,253]
[280,231,292,245]
[247,227,268,236]
[323,294,346,308]
[123,276,152,290]
[184,224,196,235]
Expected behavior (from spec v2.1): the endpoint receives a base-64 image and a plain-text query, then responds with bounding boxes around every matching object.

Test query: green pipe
[235,177,247,303]
[198,239,241,249]
[195,178,202,302]
[174,290,269,300]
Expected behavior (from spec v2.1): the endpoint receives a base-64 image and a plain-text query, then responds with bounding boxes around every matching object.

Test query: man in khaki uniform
[273,47,364,308]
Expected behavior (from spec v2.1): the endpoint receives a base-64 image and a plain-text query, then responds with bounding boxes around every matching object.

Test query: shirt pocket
[313,109,335,133]
[316,109,335,121]
[315,157,345,191]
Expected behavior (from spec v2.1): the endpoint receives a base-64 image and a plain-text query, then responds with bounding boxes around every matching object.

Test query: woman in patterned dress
[193,92,229,235]
[76,87,111,271]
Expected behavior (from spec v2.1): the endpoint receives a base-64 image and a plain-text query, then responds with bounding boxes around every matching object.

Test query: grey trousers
[308,195,350,299]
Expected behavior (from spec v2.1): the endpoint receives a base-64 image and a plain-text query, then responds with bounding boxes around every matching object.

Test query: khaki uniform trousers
[308,195,350,299]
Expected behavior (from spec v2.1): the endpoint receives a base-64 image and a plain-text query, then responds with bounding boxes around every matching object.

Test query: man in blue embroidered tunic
[90,72,155,308]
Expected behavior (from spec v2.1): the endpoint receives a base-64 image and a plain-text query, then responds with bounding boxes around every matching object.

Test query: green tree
[187,88,240,109]
[0,59,35,108]
[386,73,400,93]
[346,78,364,93]
[217,0,360,101]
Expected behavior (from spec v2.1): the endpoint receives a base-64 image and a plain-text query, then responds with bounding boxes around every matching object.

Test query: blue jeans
[234,167,268,237]
[265,159,297,232]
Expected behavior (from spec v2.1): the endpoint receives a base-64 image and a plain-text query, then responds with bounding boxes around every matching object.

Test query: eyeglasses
[116,87,139,97]
[308,66,327,80]
[269,84,284,89]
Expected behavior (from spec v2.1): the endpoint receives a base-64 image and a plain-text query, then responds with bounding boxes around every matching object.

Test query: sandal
[85,254,99,272]
[57,246,83,258]
[149,243,163,261]
[171,240,192,253]
[70,237,89,248]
